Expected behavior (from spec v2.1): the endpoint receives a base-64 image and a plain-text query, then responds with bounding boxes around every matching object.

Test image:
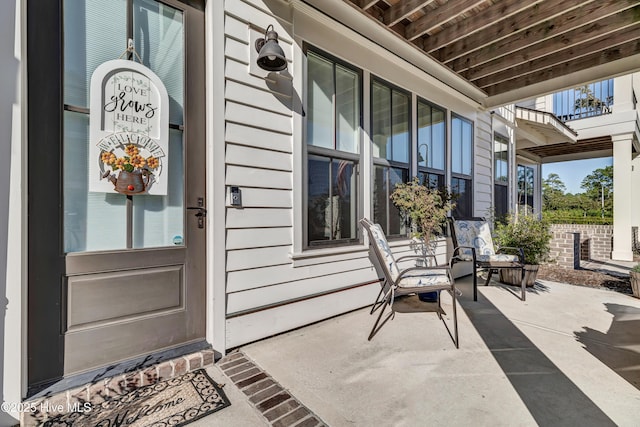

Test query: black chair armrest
[451,245,476,259]
[496,246,525,263]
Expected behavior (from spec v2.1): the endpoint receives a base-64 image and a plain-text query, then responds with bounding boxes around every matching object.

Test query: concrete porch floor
[200,274,640,426]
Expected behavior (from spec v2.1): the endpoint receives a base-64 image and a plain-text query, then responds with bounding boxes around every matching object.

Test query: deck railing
[553,79,614,122]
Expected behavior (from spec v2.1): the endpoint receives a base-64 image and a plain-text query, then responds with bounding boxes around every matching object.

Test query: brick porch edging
[22,349,215,426]
[218,351,327,427]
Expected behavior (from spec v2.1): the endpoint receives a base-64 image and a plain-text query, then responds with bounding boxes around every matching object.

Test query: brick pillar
[570,232,580,269]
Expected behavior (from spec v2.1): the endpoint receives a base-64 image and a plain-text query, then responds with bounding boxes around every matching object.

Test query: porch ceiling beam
[448,1,638,74]
[483,37,640,97]
[432,0,593,65]
[357,0,380,10]
[419,0,543,52]
[383,0,434,27]
[404,0,481,41]
[466,15,640,85]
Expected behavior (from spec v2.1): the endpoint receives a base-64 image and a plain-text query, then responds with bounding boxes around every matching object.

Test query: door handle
[187,198,207,228]
[186,206,207,216]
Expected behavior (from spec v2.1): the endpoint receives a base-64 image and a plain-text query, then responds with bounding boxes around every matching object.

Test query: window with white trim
[305,47,361,247]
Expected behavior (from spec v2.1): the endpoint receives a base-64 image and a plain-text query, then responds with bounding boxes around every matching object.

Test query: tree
[580,166,613,215]
[542,173,566,211]
[390,178,455,245]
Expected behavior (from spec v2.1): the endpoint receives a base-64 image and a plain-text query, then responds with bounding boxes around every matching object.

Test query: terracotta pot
[499,264,539,287]
[630,271,640,299]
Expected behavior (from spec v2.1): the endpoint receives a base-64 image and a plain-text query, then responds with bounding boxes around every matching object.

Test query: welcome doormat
[43,369,231,427]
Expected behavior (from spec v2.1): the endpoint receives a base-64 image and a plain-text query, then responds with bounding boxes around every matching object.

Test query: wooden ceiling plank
[447,0,636,72]
[464,9,640,82]
[404,0,482,41]
[434,0,594,64]
[525,138,612,157]
[475,25,640,89]
[419,0,544,52]
[484,38,640,97]
[384,0,435,26]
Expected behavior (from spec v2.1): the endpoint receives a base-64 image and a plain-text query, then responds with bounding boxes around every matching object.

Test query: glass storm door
[59,0,205,376]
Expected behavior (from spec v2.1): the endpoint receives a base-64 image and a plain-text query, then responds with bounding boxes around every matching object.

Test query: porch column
[611,133,635,261]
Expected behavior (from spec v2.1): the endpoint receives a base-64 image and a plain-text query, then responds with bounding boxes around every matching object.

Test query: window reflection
[305,48,361,247]
[372,81,409,163]
[307,52,334,150]
[373,165,408,237]
[494,133,509,221]
[418,101,446,170]
[452,177,472,219]
[451,115,473,217]
[308,156,357,245]
[518,165,535,214]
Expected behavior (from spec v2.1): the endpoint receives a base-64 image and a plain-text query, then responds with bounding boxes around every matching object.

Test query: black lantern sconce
[255,25,287,72]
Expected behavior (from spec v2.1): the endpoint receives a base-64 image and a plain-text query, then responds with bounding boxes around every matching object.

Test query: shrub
[495,213,552,265]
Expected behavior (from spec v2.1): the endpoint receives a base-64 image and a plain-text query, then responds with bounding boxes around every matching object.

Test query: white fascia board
[293,0,487,108]
[569,110,639,140]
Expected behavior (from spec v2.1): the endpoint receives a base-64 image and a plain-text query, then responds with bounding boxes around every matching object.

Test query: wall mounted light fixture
[255,25,287,71]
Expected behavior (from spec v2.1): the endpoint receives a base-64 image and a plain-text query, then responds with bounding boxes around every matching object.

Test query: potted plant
[630,264,640,298]
[390,178,455,301]
[494,213,552,287]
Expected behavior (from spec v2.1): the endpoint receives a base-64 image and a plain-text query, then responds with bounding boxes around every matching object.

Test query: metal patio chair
[360,218,459,347]
[448,217,528,301]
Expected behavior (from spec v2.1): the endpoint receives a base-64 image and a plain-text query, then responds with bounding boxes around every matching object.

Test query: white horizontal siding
[226,165,292,189]
[226,122,292,153]
[227,268,376,314]
[226,143,292,171]
[475,174,492,186]
[225,283,379,348]
[227,256,373,292]
[227,246,291,271]
[226,0,293,43]
[225,36,249,65]
[226,207,292,228]
[226,101,291,134]
[227,187,292,208]
[222,0,302,327]
[226,80,292,115]
[227,227,292,250]
[474,113,493,217]
[225,14,249,43]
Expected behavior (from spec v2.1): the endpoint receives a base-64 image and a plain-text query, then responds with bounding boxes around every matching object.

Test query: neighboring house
[1,0,639,424]
[505,76,640,261]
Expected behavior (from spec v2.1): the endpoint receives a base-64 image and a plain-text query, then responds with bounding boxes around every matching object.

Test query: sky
[541,157,613,194]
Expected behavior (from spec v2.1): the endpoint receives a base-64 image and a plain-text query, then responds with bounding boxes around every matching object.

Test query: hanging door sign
[89,59,169,195]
